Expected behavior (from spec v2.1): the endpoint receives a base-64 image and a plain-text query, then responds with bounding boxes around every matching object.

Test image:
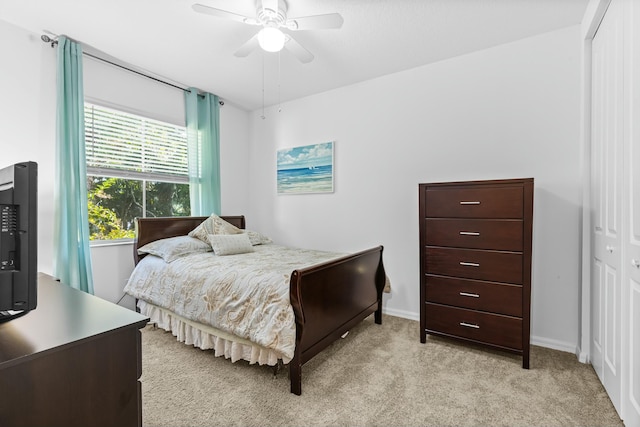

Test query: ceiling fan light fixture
[257,27,285,52]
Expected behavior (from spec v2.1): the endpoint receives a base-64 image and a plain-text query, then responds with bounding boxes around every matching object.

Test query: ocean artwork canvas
[277,142,334,194]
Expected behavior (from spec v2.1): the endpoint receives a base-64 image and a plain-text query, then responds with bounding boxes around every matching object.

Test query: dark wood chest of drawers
[419,178,534,368]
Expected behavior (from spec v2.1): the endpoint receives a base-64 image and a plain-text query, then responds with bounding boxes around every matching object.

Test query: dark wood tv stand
[0,273,149,427]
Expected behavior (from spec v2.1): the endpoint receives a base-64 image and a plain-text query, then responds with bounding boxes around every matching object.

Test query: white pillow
[208,233,254,256]
[189,214,242,242]
[137,236,212,262]
[243,230,272,245]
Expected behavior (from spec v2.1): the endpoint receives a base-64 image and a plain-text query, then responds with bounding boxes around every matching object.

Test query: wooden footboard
[289,245,386,395]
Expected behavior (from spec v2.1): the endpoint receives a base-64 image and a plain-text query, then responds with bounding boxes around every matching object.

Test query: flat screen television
[0,161,37,321]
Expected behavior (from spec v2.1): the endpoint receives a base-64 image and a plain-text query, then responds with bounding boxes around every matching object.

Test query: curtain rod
[41,34,224,106]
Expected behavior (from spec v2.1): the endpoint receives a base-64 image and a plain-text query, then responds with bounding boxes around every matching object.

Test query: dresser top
[0,273,148,367]
[419,177,534,187]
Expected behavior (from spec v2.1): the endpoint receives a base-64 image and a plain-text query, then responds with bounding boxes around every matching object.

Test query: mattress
[124,244,344,363]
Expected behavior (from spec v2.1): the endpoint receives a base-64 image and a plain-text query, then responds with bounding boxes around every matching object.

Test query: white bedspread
[124,244,343,362]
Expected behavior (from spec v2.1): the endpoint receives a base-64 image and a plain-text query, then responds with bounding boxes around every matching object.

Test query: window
[85,103,190,241]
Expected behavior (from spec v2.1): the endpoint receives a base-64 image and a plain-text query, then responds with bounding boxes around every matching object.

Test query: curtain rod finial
[40,34,58,47]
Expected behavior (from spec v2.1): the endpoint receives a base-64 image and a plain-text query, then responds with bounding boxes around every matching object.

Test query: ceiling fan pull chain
[261,53,265,119]
[278,50,282,113]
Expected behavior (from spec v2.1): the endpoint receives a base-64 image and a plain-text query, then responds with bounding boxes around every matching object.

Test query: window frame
[84,100,190,244]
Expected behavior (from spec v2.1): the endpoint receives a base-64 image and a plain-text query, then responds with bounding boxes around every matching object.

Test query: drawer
[425,186,523,218]
[424,218,523,251]
[425,302,523,350]
[425,247,523,284]
[424,275,522,317]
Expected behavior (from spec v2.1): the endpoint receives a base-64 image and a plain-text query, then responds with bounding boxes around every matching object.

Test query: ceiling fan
[192,0,343,63]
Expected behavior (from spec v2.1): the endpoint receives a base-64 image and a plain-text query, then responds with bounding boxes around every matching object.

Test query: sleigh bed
[124,215,386,395]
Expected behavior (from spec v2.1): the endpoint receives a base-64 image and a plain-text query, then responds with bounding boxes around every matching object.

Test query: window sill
[90,239,134,248]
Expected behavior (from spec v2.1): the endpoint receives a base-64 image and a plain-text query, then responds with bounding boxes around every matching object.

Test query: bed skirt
[138,300,289,365]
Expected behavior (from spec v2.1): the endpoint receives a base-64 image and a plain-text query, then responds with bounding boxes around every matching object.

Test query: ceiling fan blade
[192,3,259,25]
[285,13,344,31]
[283,35,314,64]
[234,34,260,57]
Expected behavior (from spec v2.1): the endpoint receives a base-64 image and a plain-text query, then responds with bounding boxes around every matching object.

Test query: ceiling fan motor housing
[257,0,288,27]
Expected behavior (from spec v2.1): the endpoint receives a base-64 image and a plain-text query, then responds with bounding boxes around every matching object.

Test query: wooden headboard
[133,215,246,264]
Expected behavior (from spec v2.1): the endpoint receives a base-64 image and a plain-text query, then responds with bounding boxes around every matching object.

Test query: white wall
[1,18,251,309]
[2,19,56,276]
[247,26,583,353]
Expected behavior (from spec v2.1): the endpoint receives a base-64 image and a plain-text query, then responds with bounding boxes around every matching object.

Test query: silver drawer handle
[459,292,480,298]
[460,322,480,329]
[459,262,480,267]
[460,201,481,205]
[459,231,480,236]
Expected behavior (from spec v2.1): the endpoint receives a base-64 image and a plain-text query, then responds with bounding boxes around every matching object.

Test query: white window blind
[85,103,188,182]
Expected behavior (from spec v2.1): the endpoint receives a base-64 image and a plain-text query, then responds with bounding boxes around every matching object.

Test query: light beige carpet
[140,315,622,427]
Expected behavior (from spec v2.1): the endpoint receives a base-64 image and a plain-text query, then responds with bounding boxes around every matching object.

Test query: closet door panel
[590,0,623,414]
[624,0,640,423]
[591,28,605,380]
[592,258,603,373]
[630,279,640,422]
[604,265,619,377]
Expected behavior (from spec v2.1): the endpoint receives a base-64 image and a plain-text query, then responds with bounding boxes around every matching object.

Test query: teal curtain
[185,88,221,216]
[53,36,94,294]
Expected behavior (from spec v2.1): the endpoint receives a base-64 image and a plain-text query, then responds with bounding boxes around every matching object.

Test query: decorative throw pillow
[188,214,242,243]
[208,233,254,256]
[243,230,273,246]
[137,236,212,262]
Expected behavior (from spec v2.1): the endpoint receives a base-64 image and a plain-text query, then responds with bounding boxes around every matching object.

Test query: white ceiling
[1,0,589,111]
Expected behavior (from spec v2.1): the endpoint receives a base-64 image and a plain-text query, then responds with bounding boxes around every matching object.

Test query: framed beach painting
[277,142,334,194]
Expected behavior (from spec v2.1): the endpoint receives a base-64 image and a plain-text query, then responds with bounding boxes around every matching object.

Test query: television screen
[0,161,37,321]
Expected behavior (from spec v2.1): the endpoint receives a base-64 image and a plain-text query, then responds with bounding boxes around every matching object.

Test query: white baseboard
[530,335,579,355]
[382,308,584,363]
[381,307,419,322]
[576,347,590,364]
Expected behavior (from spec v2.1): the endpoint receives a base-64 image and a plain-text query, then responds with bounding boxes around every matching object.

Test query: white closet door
[591,0,623,415]
[623,0,640,423]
